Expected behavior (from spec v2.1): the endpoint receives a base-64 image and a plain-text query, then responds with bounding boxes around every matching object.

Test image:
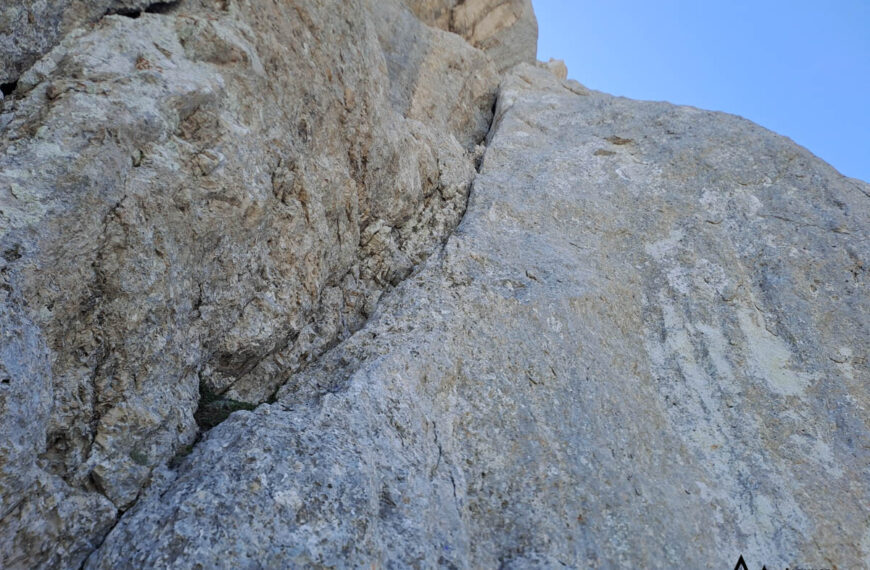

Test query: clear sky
[533,0,870,182]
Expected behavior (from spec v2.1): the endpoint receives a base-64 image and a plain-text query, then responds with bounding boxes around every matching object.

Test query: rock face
[0,0,158,85]
[1,0,536,88]
[89,65,869,568]
[1,0,497,566]
[2,2,869,569]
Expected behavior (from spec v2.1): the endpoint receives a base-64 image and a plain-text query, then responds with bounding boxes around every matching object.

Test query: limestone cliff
[1,1,867,569]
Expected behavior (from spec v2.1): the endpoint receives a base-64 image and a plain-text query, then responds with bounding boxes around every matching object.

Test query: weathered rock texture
[405,0,538,72]
[3,2,869,569]
[1,0,498,566]
[0,0,158,85]
[1,0,537,88]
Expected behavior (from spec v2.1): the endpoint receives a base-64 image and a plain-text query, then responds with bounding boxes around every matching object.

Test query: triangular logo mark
[734,555,749,570]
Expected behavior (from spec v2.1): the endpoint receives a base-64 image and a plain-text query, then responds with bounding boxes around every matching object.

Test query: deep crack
[106,0,180,19]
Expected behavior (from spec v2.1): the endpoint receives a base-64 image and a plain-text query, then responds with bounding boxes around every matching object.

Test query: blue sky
[533,1,870,182]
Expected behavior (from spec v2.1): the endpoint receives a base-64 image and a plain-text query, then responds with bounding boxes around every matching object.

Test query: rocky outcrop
[1,0,498,566]
[86,65,868,568]
[405,0,537,72]
[3,1,868,569]
[1,0,536,89]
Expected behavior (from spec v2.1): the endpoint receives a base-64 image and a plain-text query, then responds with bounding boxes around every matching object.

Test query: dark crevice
[1,81,17,97]
[144,1,179,14]
[110,8,143,18]
[107,0,179,19]
[78,510,120,570]
[193,380,257,431]
[2,245,22,262]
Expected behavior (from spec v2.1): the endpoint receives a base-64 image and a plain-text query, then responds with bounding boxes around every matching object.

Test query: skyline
[534,0,870,182]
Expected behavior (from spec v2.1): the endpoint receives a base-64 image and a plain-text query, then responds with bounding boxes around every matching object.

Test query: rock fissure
[105,0,180,20]
[198,156,483,419]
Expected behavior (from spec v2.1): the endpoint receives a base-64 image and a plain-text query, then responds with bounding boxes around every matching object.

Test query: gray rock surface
[1,0,496,566]
[0,0,157,85]
[86,65,869,568]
